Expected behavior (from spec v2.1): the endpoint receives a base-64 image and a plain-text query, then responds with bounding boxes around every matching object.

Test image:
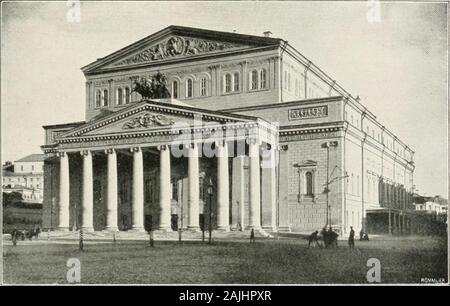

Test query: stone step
[30,228,274,241]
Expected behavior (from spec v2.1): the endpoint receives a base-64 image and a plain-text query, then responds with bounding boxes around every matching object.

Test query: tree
[3,192,23,207]
[132,72,171,100]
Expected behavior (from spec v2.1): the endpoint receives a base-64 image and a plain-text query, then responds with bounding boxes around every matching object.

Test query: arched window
[225,73,232,93]
[95,90,101,108]
[260,69,266,89]
[186,79,193,98]
[117,88,123,105]
[103,89,109,106]
[125,87,130,104]
[305,172,313,196]
[233,72,240,92]
[200,78,207,96]
[172,81,178,99]
[251,70,258,90]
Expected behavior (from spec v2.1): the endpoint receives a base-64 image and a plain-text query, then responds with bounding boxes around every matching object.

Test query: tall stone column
[231,156,245,230]
[81,150,94,231]
[261,144,277,231]
[130,147,144,231]
[187,143,200,230]
[216,140,230,231]
[158,145,172,231]
[247,138,261,230]
[105,149,118,231]
[58,152,70,231]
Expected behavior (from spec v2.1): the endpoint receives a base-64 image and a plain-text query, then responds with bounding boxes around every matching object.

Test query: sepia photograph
[0,0,448,289]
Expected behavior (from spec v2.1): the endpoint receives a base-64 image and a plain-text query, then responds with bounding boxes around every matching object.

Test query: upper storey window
[200,78,207,96]
[260,69,267,89]
[223,72,239,94]
[251,70,258,90]
[103,89,109,106]
[95,90,102,108]
[250,68,267,91]
[224,73,232,93]
[172,81,178,99]
[233,72,240,92]
[125,87,131,104]
[186,78,193,98]
[116,88,123,105]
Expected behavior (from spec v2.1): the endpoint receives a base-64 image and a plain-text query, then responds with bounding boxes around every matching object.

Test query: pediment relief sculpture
[115,36,238,66]
[122,112,175,129]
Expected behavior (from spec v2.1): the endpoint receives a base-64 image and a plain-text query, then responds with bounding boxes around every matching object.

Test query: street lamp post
[207,178,214,245]
[321,141,339,227]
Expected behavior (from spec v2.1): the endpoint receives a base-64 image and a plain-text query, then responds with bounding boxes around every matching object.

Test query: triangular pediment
[57,100,256,140]
[82,26,281,73]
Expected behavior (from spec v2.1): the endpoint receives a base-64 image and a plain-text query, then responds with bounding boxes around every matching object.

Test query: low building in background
[2,154,45,204]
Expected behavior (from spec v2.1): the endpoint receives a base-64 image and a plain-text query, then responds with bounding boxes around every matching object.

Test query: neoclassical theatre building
[41,26,415,235]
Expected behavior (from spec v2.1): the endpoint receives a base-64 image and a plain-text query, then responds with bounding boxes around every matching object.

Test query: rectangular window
[233,73,240,92]
[200,78,207,96]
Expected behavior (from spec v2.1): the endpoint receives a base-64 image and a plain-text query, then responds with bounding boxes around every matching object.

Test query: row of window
[18,165,43,172]
[94,70,269,107]
[284,70,324,99]
[345,111,408,159]
[95,87,132,108]
[3,177,40,183]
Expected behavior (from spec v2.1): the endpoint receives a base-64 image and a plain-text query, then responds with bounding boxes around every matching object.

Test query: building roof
[81,25,283,73]
[14,154,46,163]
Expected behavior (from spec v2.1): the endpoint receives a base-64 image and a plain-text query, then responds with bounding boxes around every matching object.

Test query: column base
[216,226,230,231]
[276,226,291,232]
[129,227,145,232]
[187,226,200,231]
[57,227,70,232]
[262,225,277,232]
[80,227,94,232]
[246,225,262,231]
[157,226,173,232]
[103,227,119,232]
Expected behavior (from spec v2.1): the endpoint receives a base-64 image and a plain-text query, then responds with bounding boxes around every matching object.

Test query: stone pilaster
[231,156,245,230]
[247,138,261,230]
[261,144,277,232]
[105,149,118,231]
[131,147,144,231]
[80,150,94,231]
[158,145,172,231]
[58,152,70,231]
[216,140,230,231]
[187,143,200,230]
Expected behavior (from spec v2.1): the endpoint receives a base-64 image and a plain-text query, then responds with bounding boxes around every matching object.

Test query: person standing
[308,230,319,248]
[349,226,355,249]
[250,229,255,243]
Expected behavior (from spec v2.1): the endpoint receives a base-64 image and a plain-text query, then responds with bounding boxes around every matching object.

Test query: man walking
[348,226,355,249]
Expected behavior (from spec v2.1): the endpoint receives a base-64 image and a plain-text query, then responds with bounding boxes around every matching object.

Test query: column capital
[130,147,141,153]
[157,144,170,151]
[105,148,116,155]
[246,137,261,146]
[214,139,227,147]
[80,150,91,156]
[57,151,66,158]
[280,144,289,151]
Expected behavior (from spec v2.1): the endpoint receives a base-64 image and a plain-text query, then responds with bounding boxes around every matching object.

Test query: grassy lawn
[2,236,448,284]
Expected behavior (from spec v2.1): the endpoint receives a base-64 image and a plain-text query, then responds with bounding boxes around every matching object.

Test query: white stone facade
[41,26,414,234]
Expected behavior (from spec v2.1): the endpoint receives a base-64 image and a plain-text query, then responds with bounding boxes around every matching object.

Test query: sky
[1,1,448,197]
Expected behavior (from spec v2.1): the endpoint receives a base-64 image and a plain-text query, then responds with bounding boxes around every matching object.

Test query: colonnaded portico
[43,100,279,233]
